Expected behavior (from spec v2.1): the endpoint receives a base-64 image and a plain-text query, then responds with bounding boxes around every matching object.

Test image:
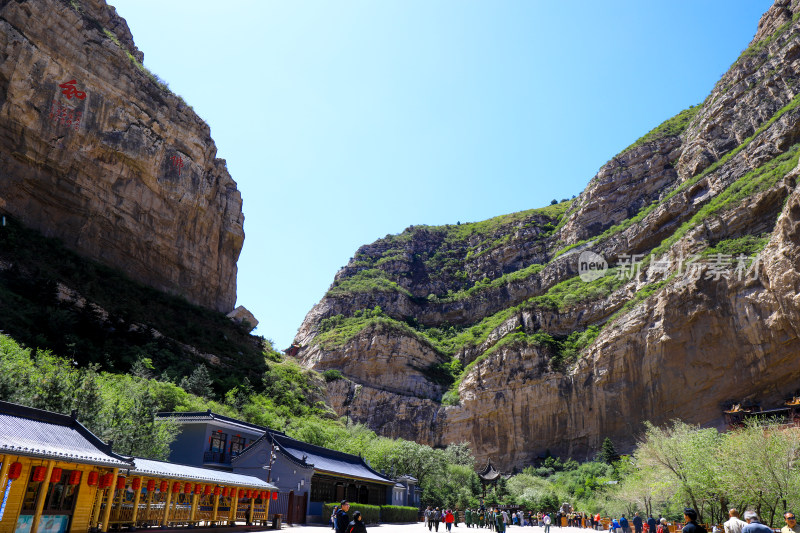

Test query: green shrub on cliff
[0,217,264,392]
[620,105,701,155]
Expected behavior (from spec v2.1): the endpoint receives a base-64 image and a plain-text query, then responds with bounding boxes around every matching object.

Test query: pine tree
[599,437,620,464]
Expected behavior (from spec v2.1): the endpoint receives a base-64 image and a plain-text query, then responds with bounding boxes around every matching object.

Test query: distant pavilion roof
[0,400,132,468]
[129,458,277,489]
[235,431,394,485]
[477,462,502,483]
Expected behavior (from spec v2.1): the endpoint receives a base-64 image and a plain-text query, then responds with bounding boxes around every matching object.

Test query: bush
[381,505,419,522]
[323,369,344,382]
[323,503,381,525]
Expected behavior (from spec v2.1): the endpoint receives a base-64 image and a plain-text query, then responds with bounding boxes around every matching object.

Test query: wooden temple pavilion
[0,401,277,533]
[476,462,502,498]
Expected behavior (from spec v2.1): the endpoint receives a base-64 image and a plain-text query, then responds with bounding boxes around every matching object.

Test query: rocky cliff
[0,0,243,312]
[293,0,800,470]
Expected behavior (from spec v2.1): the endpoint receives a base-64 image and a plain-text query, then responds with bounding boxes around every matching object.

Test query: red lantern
[222,487,229,497]
[172,482,180,493]
[147,480,156,492]
[184,482,191,494]
[272,491,278,500]
[213,486,220,496]
[204,485,211,496]
[195,484,202,494]
[116,477,126,490]
[87,471,99,486]
[8,462,22,481]
[50,468,63,483]
[68,471,82,486]
[132,478,141,491]
[32,466,47,483]
[160,480,168,493]
[100,473,114,489]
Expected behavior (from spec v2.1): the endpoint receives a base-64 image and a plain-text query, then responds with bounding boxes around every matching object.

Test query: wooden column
[99,469,119,533]
[211,492,220,525]
[248,493,255,524]
[130,477,143,526]
[229,489,239,525]
[90,485,105,529]
[144,487,154,525]
[30,461,54,533]
[265,494,270,524]
[161,484,174,526]
[189,491,199,524]
[0,457,11,497]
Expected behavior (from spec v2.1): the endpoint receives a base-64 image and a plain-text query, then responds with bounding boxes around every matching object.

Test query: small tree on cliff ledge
[600,437,620,464]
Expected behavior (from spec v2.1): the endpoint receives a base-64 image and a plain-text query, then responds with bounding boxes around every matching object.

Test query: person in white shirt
[725,509,747,533]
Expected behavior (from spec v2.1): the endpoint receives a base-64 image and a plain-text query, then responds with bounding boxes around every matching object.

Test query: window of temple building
[210,431,227,453]
[22,469,78,514]
[230,435,246,457]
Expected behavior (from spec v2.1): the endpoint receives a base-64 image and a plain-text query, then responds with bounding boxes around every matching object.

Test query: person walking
[782,512,800,533]
[433,507,442,533]
[455,508,460,528]
[634,513,643,533]
[725,509,747,533]
[648,516,657,533]
[478,509,486,529]
[620,515,630,533]
[331,506,339,530]
[544,513,552,533]
[427,507,433,531]
[496,509,507,533]
[346,510,367,533]
[612,518,622,533]
[657,519,669,533]
[335,501,350,533]
[466,508,472,529]
[445,509,455,532]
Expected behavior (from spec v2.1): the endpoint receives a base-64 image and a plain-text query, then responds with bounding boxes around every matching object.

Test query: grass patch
[620,105,701,155]
[701,234,770,257]
[530,269,624,312]
[649,143,800,258]
[326,269,413,298]
[738,11,800,60]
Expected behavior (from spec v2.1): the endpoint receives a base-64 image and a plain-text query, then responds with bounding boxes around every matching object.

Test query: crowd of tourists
[414,506,800,533]
[330,500,800,533]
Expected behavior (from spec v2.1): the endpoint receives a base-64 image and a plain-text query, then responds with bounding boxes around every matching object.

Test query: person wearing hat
[682,509,707,533]
[782,512,800,533]
[742,511,771,533]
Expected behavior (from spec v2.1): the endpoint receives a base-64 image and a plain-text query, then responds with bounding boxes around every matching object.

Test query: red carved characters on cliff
[170,155,184,177]
[58,79,86,100]
[49,100,82,131]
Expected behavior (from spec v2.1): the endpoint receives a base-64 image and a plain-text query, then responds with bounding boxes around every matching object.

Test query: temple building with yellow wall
[0,401,277,533]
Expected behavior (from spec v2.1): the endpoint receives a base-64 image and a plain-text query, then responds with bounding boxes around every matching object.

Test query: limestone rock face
[0,0,243,312]
[289,0,800,470]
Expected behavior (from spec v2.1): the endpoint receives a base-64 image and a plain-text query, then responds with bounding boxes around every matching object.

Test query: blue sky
[109,0,773,349]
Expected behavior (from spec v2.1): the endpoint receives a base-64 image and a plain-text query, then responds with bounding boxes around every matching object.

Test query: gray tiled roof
[130,458,277,489]
[0,403,132,468]
[272,434,393,485]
